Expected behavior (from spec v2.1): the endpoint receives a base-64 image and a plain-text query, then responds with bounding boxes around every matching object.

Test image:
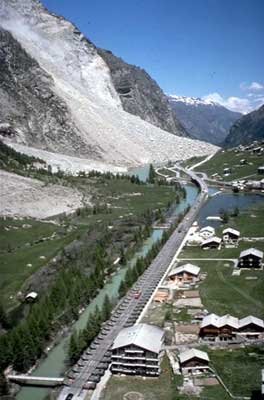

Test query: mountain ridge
[168,95,242,145]
[224,104,264,147]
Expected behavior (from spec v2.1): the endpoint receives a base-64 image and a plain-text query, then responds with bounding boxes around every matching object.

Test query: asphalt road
[58,167,208,400]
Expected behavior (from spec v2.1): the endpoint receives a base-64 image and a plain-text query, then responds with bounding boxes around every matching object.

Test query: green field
[180,155,207,169]
[197,260,264,318]
[0,220,87,310]
[195,149,264,181]
[208,346,264,398]
[0,177,178,311]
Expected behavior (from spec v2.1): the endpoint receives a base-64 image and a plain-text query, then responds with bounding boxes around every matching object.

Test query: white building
[111,324,164,376]
[199,226,215,240]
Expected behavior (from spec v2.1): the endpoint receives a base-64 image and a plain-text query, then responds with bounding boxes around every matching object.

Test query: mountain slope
[98,49,187,136]
[168,95,241,145]
[224,105,264,147]
[0,0,217,169]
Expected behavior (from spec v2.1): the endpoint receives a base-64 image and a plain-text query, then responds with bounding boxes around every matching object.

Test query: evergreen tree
[101,295,112,322]
[68,330,79,365]
[148,163,155,184]
[0,373,9,396]
[120,247,126,265]
[118,280,127,298]
[0,302,8,329]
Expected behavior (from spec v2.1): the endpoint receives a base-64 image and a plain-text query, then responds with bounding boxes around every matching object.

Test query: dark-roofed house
[25,291,38,302]
[178,349,210,374]
[200,313,264,341]
[201,236,221,250]
[168,263,200,285]
[222,228,240,244]
[238,316,264,339]
[111,324,164,376]
[238,248,263,269]
[199,313,239,341]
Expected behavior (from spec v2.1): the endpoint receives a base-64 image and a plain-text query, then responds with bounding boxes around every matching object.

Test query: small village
[105,211,264,399]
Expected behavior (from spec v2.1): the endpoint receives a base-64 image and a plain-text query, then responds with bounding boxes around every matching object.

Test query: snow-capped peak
[169,95,220,107]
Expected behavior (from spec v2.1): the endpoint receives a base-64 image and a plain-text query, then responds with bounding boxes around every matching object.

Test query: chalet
[258,166,264,175]
[168,264,200,285]
[222,228,240,244]
[199,313,238,340]
[223,167,231,174]
[25,291,38,302]
[111,324,164,376]
[238,316,264,339]
[238,248,263,269]
[261,178,264,189]
[178,349,209,374]
[240,159,247,165]
[200,313,264,341]
[201,236,221,250]
[199,226,215,239]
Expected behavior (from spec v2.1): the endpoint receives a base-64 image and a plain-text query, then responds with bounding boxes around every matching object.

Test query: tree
[101,295,112,322]
[118,280,127,298]
[120,247,126,265]
[0,373,9,396]
[0,302,9,329]
[148,164,155,184]
[68,330,79,365]
[232,207,239,217]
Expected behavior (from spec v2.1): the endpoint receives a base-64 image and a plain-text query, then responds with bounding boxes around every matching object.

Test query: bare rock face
[98,49,187,137]
[0,28,99,158]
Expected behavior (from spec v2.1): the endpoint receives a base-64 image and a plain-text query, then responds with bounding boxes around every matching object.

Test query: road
[58,166,209,400]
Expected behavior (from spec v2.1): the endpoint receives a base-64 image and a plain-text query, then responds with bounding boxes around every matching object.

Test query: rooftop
[239,248,263,259]
[200,226,215,233]
[223,228,240,236]
[168,263,200,277]
[112,323,164,354]
[178,348,209,364]
[239,316,264,329]
[202,236,221,245]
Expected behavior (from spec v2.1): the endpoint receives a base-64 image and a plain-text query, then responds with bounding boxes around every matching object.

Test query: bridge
[7,375,64,387]
[58,166,209,400]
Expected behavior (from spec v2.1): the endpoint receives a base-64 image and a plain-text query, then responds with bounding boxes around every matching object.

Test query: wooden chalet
[178,348,209,374]
[238,248,263,269]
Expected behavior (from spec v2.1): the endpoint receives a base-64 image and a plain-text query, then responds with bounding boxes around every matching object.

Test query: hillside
[0,0,217,170]
[98,49,187,137]
[168,95,241,145]
[225,105,264,147]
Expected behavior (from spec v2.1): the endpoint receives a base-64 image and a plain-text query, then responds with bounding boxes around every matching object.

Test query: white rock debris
[0,0,218,168]
[0,170,90,218]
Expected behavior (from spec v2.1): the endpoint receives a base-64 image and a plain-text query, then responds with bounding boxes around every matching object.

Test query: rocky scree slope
[224,104,264,147]
[0,0,217,169]
[98,49,187,137]
[168,95,241,145]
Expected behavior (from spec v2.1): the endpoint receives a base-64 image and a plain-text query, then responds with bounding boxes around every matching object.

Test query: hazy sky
[42,0,264,113]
